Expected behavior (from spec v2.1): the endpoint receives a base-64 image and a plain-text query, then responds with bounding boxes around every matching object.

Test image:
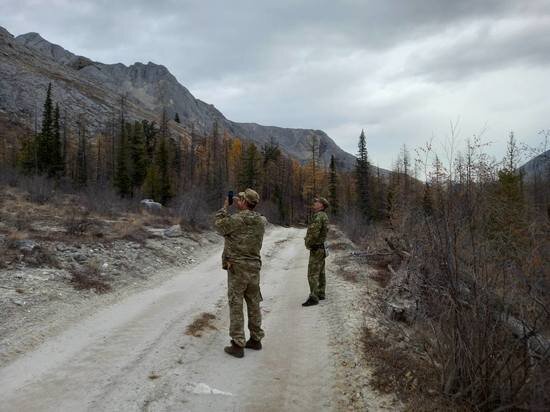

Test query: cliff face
[1,27,356,169]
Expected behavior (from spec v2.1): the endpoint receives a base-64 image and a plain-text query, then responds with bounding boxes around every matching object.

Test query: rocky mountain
[0,26,356,169]
[520,149,550,181]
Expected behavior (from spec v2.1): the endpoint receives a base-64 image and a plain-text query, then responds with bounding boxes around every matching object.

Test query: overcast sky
[3,0,550,169]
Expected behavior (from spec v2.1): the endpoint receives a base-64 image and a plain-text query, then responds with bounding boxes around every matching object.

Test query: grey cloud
[409,17,550,82]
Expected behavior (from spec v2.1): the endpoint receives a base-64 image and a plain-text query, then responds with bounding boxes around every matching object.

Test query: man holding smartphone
[214,188,267,358]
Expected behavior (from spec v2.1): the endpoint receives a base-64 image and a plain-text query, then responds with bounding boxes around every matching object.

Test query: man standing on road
[214,189,267,358]
[302,197,330,307]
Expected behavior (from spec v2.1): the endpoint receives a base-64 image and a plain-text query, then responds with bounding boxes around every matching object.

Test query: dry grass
[110,217,151,244]
[185,312,217,337]
[64,208,93,236]
[148,372,161,380]
[139,210,179,227]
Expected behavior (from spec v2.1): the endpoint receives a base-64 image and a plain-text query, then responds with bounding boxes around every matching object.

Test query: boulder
[140,199,163,214]
[15,239,39,254]
[164,225,183,238]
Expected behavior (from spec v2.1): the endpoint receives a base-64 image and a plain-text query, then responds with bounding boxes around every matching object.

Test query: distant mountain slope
[0,26,356,170]
[520,149,550,181]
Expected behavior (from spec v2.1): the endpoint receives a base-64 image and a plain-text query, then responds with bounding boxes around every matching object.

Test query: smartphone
[228,190,234,205]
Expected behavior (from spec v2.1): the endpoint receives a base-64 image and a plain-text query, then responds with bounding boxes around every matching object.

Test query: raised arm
[214,208,239,236]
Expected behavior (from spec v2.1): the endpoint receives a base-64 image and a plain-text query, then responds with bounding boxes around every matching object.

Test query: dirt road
[0,227,343,411]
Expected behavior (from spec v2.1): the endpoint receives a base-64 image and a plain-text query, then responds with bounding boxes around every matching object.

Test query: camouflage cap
[314,196,330,209]
[238,188,260,205]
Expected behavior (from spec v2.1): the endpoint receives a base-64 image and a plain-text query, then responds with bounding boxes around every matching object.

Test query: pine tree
[50,103,64,177]
[239,143,261,189]
[114,122,131,196]
[37,83,54,174]
[328,154,339,218]
[130,120,147,190]
[308,134,319,197]
[355,129,371,221]
[142,119,158,165]
[155,133,173,204]
[187,124,198,185]
[143,165,159,201]
[155,109,173,204]
[75,115,88,187]
[174,112,181,123]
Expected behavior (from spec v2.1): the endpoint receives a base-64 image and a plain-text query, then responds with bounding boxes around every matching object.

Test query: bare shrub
[19,174,56,204]
[138,209,179,227]
[176,189,212,230]
[339,210,369,244]
[69,262,111,293]
[78,185,137,216]
[111,217,151,244]
[64,207,92,236]
[382,136,550,410]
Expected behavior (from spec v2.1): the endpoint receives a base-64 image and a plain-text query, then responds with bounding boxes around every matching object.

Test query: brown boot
[245,338,262,350]
[224,340,244,358]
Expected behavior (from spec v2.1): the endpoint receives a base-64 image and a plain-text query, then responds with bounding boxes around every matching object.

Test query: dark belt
[310,244,325,251]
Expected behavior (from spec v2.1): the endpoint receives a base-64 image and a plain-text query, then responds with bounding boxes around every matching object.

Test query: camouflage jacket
[305,211,329,249]
[214,208,267,266]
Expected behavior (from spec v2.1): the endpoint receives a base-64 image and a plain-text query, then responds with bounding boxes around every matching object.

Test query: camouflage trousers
[227,261,264,347]
[307,248,326,302]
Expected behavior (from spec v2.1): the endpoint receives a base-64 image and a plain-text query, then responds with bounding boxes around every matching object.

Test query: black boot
[302,297,319,307]
[245,338,262,350]
[224,340,244,358]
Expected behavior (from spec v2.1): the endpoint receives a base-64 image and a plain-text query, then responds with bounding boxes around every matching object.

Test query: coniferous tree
[174,112,181,123]
[307,134,320,198]
[130,120,147,190]
[155,110,173,204]
[239,143,261,189]
[190,124,198,182]
[50,103,64,177]
[328,154,339,218]
[355,129,371,221]
[37,83,54,174]
[143,165,159,201]
[261,138,281,201]
[75,115,88,187]
[155,132,173,204]
[142,119,158,164]
[114,122,131,196]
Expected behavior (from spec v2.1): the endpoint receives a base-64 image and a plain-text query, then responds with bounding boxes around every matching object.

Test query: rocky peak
[15,32,79,66]
[0,26,14,40]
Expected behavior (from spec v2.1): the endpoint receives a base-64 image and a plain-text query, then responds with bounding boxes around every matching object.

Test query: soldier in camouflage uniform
[303,197,330,307]
[214,188,267,358]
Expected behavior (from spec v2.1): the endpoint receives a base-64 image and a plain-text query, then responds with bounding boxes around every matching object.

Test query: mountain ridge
[1,26,356,170]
